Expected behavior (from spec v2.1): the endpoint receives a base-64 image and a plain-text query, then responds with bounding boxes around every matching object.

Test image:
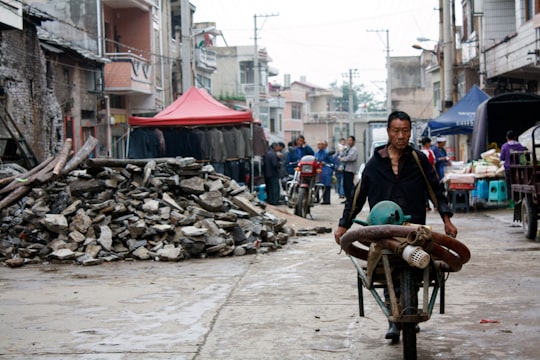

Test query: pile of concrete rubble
[0,137,328,268]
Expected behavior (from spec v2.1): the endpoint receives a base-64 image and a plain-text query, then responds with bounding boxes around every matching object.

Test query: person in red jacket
[421,136,437,210]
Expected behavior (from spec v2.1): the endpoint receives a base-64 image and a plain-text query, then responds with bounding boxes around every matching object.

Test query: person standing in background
[421,137,436,170]
[421,136,437,210]
[314,140,334,204]
[339,136,359,204]
[252,119,268,179]
[334,138,346,199]
[285,140,300,176]
[500,130,525,203]
[263,142,284,205]
[432,136,451,180]
[295,135,314,158]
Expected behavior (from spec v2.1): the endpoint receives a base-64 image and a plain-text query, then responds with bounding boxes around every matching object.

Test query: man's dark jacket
[263,148,281,178]
[338,144,453,228]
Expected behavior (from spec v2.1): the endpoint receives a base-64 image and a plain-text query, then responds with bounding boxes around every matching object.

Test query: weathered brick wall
[0,25,63,163]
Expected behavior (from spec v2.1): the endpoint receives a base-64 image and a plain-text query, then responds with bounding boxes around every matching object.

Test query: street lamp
[412,44,437,55]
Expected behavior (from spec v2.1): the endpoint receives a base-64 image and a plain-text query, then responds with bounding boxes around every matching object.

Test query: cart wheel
[401,267,418,360]
[522,198,538,240]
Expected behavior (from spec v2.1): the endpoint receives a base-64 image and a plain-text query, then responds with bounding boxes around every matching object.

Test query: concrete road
[1,193,540,360]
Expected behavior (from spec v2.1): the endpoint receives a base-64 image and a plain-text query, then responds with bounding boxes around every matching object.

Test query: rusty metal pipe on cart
[340,225,470,272]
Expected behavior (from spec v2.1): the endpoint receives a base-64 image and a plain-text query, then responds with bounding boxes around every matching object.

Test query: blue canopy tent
[423,85,490,136]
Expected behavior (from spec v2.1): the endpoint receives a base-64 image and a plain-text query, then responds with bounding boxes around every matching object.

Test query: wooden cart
[509,125,540,239]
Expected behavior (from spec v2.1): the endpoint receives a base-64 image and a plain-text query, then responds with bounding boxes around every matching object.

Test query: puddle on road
[70,282,233,353]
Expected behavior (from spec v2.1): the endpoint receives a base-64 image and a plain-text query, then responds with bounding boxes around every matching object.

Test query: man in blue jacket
[315,140,335,204]
[432,136,451,180]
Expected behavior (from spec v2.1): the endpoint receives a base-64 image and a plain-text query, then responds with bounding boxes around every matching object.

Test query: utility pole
[443,0,454,109]
[342,69,359,137]
[180,0,192,92]
[367,29,391,114]
[253,13,278,122]
[175,25,181,98]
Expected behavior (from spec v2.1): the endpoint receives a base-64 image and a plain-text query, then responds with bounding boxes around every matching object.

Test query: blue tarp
[423,85,490,136]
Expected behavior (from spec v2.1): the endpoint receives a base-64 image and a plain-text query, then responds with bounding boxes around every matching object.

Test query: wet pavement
[1,193,540,359]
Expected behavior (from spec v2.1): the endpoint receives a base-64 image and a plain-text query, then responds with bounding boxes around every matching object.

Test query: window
[86,69,101,92]
[81,110,95,120]
[523,0,534,21]
[46,60,53,89]
[196,74,211,91]
[109,95,125,109]
[433,81,441,111]
[240,61,254,84]
[291,103,302,120]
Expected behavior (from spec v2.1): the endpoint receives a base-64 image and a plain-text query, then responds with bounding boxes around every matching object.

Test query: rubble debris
[0,137,305,268]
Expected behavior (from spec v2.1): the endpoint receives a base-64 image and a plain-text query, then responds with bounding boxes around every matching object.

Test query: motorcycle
[285,155,323,218]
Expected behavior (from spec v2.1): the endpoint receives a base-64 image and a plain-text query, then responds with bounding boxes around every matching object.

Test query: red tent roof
[129,87,253,126]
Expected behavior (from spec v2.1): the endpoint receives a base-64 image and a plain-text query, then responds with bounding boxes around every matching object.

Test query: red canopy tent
[127,87,255,188]
[128,86,253,126]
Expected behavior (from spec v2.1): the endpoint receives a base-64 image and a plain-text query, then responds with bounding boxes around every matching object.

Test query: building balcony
[305,111,388,123]
[102,0,152,11]
[194,48,217,71]
[484,20,540,81]
[104,52,153,95]
[241,83,268,100]
[305,111,349,123]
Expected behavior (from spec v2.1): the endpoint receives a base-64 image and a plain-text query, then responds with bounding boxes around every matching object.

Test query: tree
[334,82,385,113]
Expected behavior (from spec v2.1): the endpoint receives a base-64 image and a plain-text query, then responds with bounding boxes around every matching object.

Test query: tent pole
[250,122,254,191]
[126,127,131,159]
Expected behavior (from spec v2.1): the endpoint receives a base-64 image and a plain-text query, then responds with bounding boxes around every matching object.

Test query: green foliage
[217,91,245,101]
[336,83,385,112]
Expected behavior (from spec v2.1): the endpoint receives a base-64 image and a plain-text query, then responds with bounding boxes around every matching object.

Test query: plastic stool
[488,180,507,203]
[450,190,469,212]
[476,179,489,200]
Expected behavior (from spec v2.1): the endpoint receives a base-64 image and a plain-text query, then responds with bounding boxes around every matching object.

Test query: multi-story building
[191,22,218,93]
[211,45,283,141]
[285,80,344,150]
[461,0,539,95]
[390,54,435,121]
[0,2,64,164]
[22,0,178,158]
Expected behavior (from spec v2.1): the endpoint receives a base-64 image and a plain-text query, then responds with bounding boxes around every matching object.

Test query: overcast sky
[191,0,444,97]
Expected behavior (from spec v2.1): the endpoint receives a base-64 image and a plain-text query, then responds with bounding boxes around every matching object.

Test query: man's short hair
[421,136,431,146]
[348,135,355,142]
[387,111,412,128]
[506,130,517,140]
